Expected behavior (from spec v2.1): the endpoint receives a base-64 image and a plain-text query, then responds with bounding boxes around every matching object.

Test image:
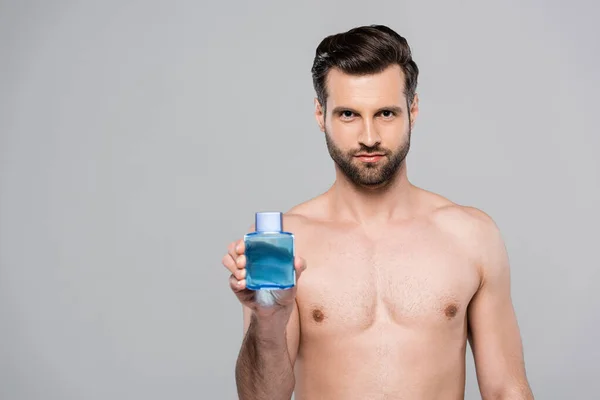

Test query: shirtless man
[222,25,534,400]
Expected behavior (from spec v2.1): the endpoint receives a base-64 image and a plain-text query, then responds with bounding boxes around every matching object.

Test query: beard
[324,127,411,187]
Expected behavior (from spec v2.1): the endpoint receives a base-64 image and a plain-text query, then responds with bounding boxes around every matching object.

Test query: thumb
[294,256,307,281]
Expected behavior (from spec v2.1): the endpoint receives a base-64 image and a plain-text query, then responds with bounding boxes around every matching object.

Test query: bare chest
[295,226,481,335]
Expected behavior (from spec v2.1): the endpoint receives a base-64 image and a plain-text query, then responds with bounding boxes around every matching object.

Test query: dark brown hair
[311,24,419,112]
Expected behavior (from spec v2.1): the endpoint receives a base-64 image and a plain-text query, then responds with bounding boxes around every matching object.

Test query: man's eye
[381,110,394,118]
[341,111,354,118]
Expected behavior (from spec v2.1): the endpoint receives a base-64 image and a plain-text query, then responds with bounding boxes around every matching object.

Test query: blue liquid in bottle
[244,212,295,290]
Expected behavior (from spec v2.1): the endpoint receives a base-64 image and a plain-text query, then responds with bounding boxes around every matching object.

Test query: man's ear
[409,93,420,129]
[314,98,325,132]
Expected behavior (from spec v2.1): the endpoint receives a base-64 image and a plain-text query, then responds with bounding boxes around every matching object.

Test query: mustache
[351,144,390,155]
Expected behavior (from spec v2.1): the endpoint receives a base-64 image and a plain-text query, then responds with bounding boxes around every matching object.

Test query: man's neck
[327,163,416,225]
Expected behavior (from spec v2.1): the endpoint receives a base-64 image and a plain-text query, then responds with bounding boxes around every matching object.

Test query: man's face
[315,65,419,187]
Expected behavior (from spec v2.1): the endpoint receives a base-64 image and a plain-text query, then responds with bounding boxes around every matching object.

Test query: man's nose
[358,119,381,148]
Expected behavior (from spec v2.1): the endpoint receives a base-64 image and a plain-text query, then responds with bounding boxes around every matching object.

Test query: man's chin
[351,174,393,188]
[359,180,392,189]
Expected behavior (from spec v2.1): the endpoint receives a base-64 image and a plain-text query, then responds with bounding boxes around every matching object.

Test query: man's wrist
[250,307,292,344]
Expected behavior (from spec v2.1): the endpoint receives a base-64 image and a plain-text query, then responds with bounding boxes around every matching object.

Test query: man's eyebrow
[330,105,404,114]
[376,105,403,114]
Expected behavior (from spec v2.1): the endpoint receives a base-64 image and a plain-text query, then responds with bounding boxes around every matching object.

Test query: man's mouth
[354,153,385,163]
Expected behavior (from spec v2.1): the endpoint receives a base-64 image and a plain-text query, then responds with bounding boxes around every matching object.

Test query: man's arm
[466,209,534,399]
[235,302,300,400]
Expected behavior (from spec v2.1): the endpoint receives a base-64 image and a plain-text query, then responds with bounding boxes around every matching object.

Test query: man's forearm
[235,310,295,400]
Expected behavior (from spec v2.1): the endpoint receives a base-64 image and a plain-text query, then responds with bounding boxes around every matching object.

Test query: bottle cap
[255,212,283,232]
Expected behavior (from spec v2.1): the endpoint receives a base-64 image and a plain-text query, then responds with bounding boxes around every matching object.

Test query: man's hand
[222,238,307,315]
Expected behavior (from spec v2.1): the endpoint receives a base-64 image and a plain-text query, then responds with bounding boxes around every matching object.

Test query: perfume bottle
[244,212,295,290]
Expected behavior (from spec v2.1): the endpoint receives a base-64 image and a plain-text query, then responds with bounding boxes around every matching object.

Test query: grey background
[1,0,598,399]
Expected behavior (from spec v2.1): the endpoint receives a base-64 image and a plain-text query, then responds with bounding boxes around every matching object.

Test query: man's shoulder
[423,193,507,277]
[433,203,498,233]
[422,191,503,251]
[282,195,328,231]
